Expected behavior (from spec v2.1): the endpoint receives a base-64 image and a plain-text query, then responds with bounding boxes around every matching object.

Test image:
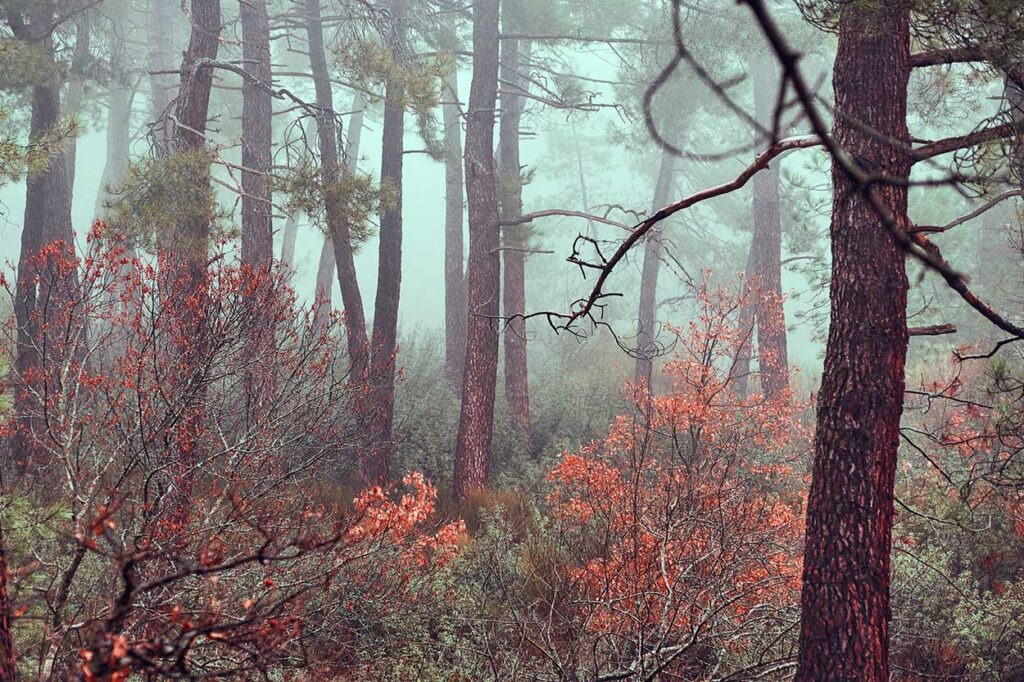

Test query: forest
[2,0,1024,679]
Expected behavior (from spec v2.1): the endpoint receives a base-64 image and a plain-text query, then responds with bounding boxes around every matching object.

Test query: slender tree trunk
[571,122,595,236]
[96,87,131,216]
[280,211,300,271]
[149,0,176,154]
[312,90,365,323]
[240,0,273,268]
[795,3,911,680]
[499,37,532,447]
[453,0,501,502]
[170,0,221,286]
[11,6,75,473]
[442,52,468,391]
[634,149,676,387]
[305,0,368,370]
[742,57,789,399]
[65,15,91,199]
[366,1,408,483]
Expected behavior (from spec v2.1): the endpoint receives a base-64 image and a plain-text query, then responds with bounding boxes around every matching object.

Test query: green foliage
[102,150,229,251]
[275,156,390,246]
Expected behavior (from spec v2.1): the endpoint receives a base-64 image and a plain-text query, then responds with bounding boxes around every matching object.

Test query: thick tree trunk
[738,57,789,400]
[442,55,468,391]
[240,0,273,268]
[499,37,532,446]
[367,1,408,483]
[795,3,912,680]
[453,0,501,502]
[11,6,75,472]
[634,149,676,387]
[305,0,368,370]
[96,86,131,216]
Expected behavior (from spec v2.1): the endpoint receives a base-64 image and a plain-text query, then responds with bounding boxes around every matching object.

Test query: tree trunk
[148,0,176,153]
[453,0,501,502]
[281,211,300,271]
[442,47,468,391]
[305,0,368,370]
[795,3,912,680]
[366,1,408,483]
[499,37,532,447]
[312,89,365,326]
[240,0,273,269]
[170,0,221,286]
[634,149,676,387]
[65,14,91,199]
[11,5,75,473]
[747,57,789,399]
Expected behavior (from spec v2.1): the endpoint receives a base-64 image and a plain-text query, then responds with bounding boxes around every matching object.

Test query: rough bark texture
[499,37,531,446]
[11,6,75,472]
[454,0,501,502]
[442,49,468,391]
[367,0,408,483]
[313,90,365,320]
[634,149,676,387]
[794,3,912,680]
[240,0,274,268]
[305,0,368,372]
[747,58,789,399]
[170,0,221,287]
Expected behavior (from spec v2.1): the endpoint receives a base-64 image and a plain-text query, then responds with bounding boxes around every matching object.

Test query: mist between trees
[1,0,1024,679]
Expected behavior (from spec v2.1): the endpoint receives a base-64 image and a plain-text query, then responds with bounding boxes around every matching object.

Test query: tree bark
[240,0,274,269]
[634,149,676,387]
[367,0,408,483]
[10,5,75,472]
[442,46,468,391]
[500,38,531,448]
[737,57,789,400]
[304,0,368,371]
[453,0,501,502]
[169,0,221,288]
[795,3,912,680]
[65,14,91,199]
[313,90,365,325]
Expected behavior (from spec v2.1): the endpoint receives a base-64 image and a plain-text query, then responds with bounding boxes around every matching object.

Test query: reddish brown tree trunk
[313,90,365,323]
[11,6,74,472]
[634,149,676,387]
[795,3,912,680]
[305,0,368,372]
[367,0,408,483]
[453,0,500,502]
[170,0,221,284]
[753,58,788,398]
[499,38,531,446]
[240,0,273,268]
[442,42,468,391]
